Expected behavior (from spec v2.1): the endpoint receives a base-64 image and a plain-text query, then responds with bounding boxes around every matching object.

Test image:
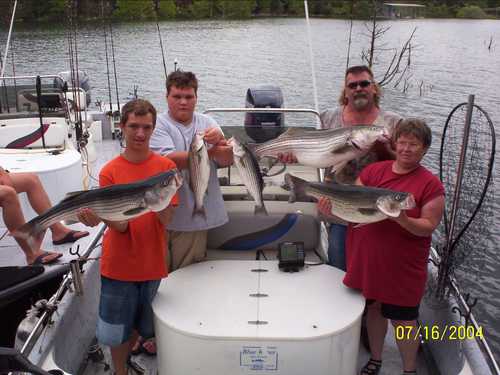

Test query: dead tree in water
[488,36,493,51]
[357,0,417,88]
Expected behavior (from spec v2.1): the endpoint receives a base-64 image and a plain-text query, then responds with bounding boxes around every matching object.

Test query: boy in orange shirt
[78,99,178,375]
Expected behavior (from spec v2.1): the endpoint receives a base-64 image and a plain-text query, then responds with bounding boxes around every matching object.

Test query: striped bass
[230,137,268,215]
[13,169,183,244]
[285,174,415,224]
[188,132,210,218]
[249,126,389,171]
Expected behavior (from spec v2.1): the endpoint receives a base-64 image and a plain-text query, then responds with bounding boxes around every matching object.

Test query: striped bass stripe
[252,126,384,157]
[240,153,263,205]
[254,135,348,155]
[188,134,210,211]
[35,198,146,228]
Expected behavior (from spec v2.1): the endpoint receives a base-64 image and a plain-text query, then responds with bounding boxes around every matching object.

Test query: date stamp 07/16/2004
[395,325,484,341]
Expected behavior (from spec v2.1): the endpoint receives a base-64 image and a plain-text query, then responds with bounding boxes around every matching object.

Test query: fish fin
[192,206,206,219]
[12,224,46,251]
[284,173,308,203]
[60,190,86,203]
[254,204,268,216]
[11,221,38,241]
[245,142,258,155]
[376,197,400,217]
[123,207,147,216]
[330,160,348,174]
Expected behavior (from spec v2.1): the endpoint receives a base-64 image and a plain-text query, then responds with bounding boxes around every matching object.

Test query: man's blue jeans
[327,223,347,271]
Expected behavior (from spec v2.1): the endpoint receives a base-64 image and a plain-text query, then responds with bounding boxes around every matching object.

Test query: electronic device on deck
[278,241,305,272]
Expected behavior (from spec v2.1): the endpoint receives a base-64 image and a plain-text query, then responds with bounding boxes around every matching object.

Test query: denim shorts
[96,276,161,347]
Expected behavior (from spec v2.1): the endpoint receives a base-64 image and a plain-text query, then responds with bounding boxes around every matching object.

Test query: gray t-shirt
[319,106,402,184]
[150,111,228,231]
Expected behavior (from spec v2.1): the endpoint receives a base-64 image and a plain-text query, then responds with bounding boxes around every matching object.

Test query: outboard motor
[55,70,91,107]
[244,85,284,143]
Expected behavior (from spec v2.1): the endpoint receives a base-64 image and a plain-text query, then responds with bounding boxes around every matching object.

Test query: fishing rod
[0,0,17,79]
[35,76,47,148]
[101,1,113,115]
[154,0,168,80]
[303,0,323,184]
[345,1,354,71]
[109,23,120,114]
[67,1,83,149]
[0,52,9,113]
[11,47,18,111]
[303,0,320,129]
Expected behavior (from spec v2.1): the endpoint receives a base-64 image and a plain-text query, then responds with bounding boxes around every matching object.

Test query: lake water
[1,17,499,361]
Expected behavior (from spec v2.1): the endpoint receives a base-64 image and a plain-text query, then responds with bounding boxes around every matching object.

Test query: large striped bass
[188,132,210,218]
[249,126,389,171]
[230,137,267,215]
[13,169,183,244]
[285,174,415,224]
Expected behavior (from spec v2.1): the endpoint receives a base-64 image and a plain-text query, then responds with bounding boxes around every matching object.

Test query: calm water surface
[1,18,500,360]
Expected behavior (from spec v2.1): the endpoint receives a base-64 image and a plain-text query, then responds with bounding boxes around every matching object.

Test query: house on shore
[380,3,426,19]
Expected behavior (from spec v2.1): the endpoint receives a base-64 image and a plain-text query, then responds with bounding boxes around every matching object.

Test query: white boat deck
[0,136,435,375]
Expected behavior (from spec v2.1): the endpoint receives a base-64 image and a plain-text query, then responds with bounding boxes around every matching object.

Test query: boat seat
[207,200,319,254]
[16,89,65,113]
[0,116,67,148]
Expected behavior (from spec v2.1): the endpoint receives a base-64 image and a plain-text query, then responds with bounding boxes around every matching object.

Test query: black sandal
[360,358,382,375]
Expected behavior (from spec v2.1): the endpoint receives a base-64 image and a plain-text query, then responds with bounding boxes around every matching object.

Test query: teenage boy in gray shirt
[150,70,233,271]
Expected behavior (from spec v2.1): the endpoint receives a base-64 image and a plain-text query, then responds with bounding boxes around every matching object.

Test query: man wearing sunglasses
[319,65,402,271]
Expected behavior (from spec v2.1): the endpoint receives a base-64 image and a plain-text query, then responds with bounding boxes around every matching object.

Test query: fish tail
[285,174,308,203]
[192,206,206,219]
[245,142,259,158]
[254,203,268,216]
[11,221,37,241]
[12,221,45,250]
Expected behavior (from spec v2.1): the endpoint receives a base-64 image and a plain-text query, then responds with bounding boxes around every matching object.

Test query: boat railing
[0,74,90,124]
[203,107,321,121]
[7,223,106,374]
[430,247,500,375]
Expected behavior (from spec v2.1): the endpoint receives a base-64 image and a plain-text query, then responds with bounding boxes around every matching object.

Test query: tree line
[1,0,499,24]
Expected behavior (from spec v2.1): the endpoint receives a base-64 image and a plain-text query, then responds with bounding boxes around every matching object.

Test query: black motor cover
[244,85,284,143]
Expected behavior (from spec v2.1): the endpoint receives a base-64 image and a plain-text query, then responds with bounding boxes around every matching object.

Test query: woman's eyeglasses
[346,80,372,89]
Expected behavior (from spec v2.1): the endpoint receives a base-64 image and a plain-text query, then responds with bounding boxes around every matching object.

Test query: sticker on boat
[240,346,278,371]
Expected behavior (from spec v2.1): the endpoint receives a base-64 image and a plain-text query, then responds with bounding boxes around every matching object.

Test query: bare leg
[392,319,419,372]
[110,331,139,375]
[0,186,58,264]
[9,173,87,242]
[366,301,388,361]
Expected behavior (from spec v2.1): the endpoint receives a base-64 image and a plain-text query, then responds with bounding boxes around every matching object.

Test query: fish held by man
[285,173,415,224]
[13,169,183,245]
[188,132,210,218]
[248,125,389,171]
[229,136,268,215]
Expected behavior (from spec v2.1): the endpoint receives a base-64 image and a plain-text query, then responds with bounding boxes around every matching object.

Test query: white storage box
[153,260,364,375]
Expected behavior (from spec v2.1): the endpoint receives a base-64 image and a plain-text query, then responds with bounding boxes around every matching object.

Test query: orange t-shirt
[99,152,178,281]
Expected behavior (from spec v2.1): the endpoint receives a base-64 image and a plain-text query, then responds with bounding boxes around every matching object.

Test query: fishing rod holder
[69,259,84,296]
[451,292,478,327]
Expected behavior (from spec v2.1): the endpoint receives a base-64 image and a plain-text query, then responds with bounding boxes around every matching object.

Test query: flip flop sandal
[360,358,382,375]
[52,230,89,245]
[30,251,63,265]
